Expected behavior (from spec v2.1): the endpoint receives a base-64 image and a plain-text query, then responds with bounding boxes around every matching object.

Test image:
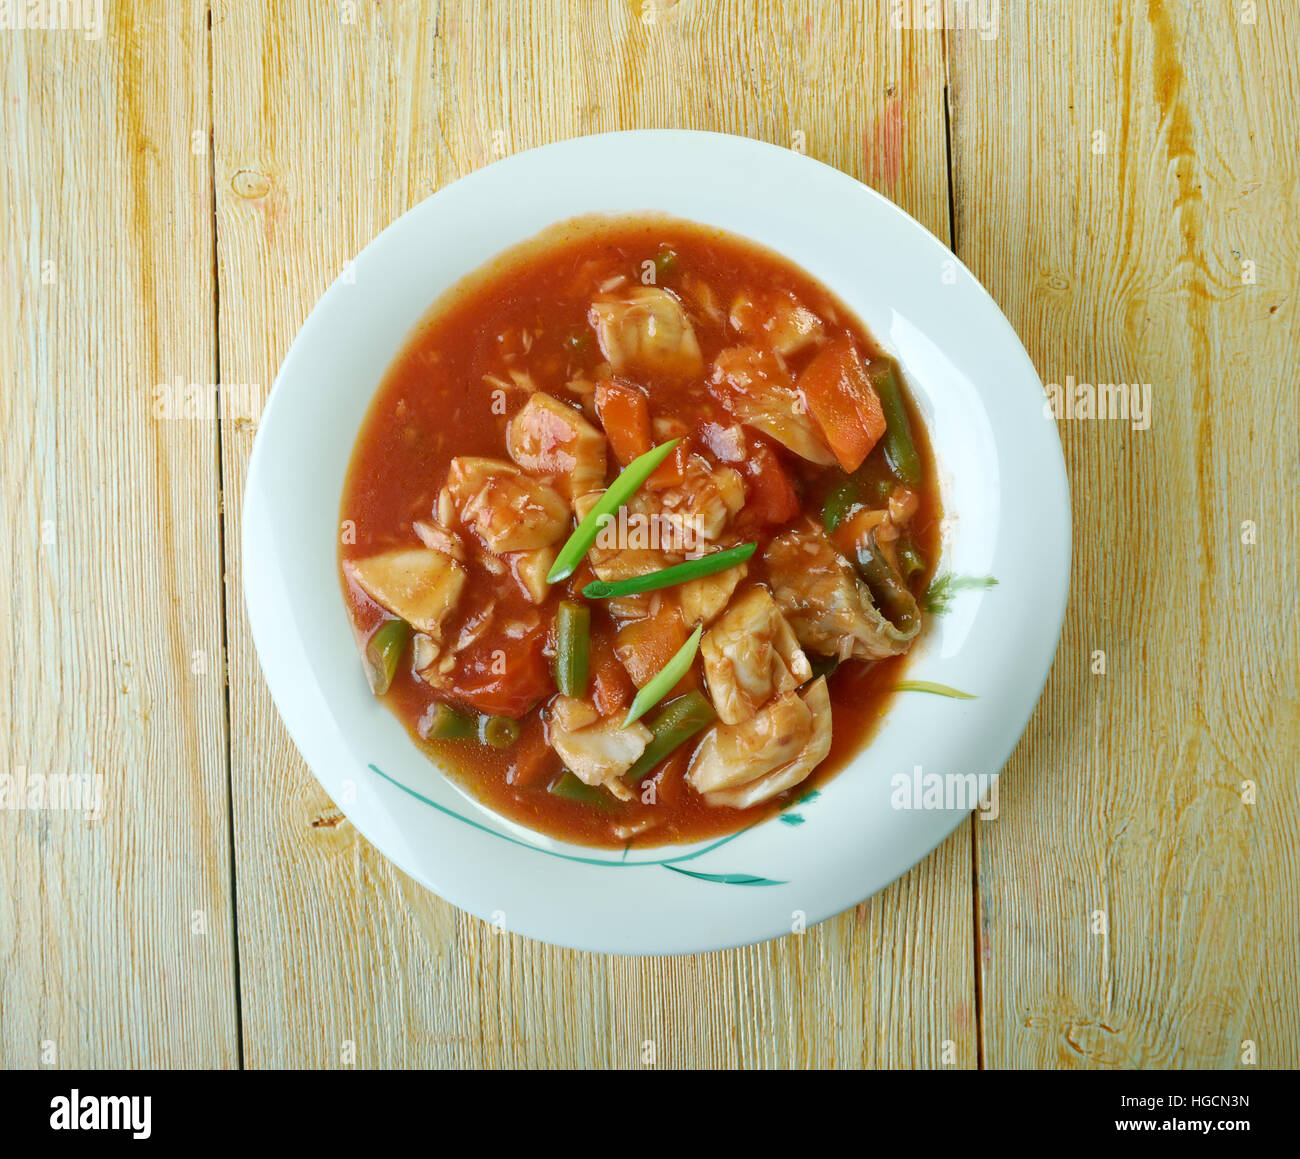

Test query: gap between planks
[206,0,246,1072]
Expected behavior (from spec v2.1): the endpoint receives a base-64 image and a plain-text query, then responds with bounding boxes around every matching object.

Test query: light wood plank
[949,0,1300,1067]
[0,4,238,1067]
[214,0,973,1068]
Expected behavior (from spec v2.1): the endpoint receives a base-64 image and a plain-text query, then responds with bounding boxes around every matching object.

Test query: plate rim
[241,128,1072,955]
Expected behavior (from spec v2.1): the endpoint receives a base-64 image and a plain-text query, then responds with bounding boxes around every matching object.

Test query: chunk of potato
[347,548,466,637]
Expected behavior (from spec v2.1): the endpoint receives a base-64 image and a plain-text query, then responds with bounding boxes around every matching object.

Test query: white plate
[243,130,1070,954]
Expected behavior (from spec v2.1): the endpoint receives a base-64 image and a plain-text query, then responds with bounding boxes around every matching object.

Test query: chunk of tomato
[446,620,553,718]
[743,441,801,526]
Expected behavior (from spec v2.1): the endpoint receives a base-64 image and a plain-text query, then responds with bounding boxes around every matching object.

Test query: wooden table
[2,1,1296,1069]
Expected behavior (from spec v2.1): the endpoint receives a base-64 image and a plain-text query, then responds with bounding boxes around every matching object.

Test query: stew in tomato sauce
[340,215,941,848]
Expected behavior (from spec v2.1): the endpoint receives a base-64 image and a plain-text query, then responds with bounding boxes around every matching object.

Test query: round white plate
[243,130,1070,955]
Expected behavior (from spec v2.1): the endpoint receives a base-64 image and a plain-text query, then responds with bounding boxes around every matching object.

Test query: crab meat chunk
[413,518,466,562]
[346,547,466,638]
[507,392,607,505]
[678,562,747,627]
[442,456,569,554]
[656,454,745,545]
[548,696,653,801]
[763,521,921,660]
[729,289,825,357]
[578,490,685,598]
[507,546,557,605]
[709,345,836,466]
[700,586,812,724]
[589,286,703,380]
[687,677,832,809]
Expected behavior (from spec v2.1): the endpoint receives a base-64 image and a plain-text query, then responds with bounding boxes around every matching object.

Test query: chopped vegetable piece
[548,770,612,806]
[590,622,635,715]
[444,618,553,718]
[421,702,477,740]
[363,617,411,696]
[481,715,521,747]
[854,537,922,635]
[623,623,704,727]
[653,247,678,279]
[547,438,681,583]
[646,435,690,490]
[743,442,801,524]
[615,601,692,690]
[554,600,591,697]
[508,727,557,787]
[583,542,756,599]
[623,690,717,782]
[797,337,888,472]
[897,538,925,582]
[862,473,894,503]
[594,378,652,467]
[821,477,859,534]
[866,358,921,485]
[347,548,466,636]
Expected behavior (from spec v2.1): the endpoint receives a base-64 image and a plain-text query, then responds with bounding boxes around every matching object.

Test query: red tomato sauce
[340,216,941,848]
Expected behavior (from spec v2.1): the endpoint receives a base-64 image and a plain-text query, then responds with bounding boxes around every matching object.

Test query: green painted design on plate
[893,680,976,699]
[369,763,777,883]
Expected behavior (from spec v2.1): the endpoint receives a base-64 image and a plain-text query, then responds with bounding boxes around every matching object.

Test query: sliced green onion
[548,770,610,806]
[624,690,717,783]
[653,247,678,278]
[893,680,975,699]
[582,542,756,600]
[420,702,477,740]
[547,438,681,583]
[364,618,411,696]
[554,600,591,697]
[822,477,858,534]
[623,623,703,728]
[867,359,921,485]
[480,715,521,748]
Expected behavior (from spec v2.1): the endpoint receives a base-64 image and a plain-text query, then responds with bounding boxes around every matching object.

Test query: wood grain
[4,0,1294,1071]
[0,5,238,1066]
[212,0,974,1068]
[948,0,1300,1067]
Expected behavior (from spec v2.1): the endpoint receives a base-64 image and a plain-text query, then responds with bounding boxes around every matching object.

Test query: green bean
[624,690,717,783]
[854,537,922,635]
[623,624,704,727]
[363,617,411,696]
[864,474,894,503]
[821,477,858,534]
[420,702,477,740]
[897,538,926,583]
[547,438,681,583]
[548,770,610,806]
[553,600,591,697]
[582,542,756,600]
[653,247,678,279]
[808,654,840,681]
[867,359,921,485]
[480,715,521,748]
